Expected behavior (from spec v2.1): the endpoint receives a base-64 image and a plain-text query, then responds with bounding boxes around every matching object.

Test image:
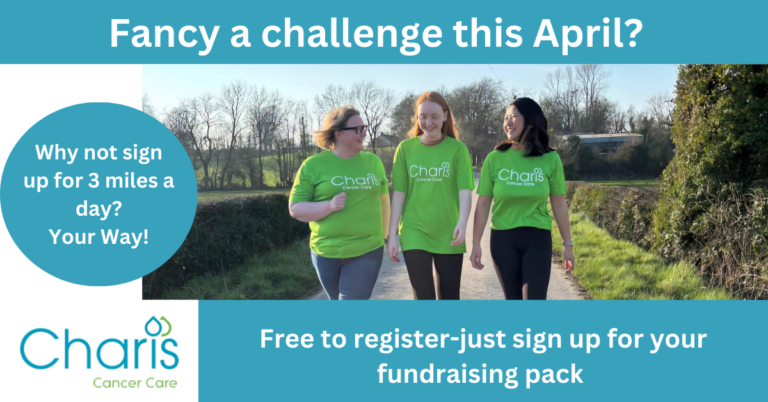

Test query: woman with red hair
[387,91,475,299]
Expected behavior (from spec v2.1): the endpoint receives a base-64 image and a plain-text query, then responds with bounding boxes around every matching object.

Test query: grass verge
[586,179,658,187]
[159,238,320,300]
[551,211,731,300]
[198,189,289,202]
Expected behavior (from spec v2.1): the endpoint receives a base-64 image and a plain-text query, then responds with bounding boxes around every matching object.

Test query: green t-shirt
[477,149,566,231]
[289,150,388,258]
[392,136,475,254]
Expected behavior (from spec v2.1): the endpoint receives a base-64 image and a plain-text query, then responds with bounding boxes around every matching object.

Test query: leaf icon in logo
[442,162,450,168]
[145,316,162,337]
[161,316,172,337]
[534,168,543,174]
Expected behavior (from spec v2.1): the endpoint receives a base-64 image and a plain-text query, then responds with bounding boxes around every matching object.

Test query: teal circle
[0,103,197,286]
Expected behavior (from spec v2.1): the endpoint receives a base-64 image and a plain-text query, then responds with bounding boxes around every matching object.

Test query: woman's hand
[387,234,400,263]
[469,246,484,270]
[329,192,347,212]
[563,246,575,272]
[450,222,467,246]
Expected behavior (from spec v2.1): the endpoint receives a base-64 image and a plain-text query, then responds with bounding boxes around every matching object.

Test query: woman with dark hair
[469,97,575,300]
[387,91,474,299]
[289,105,390,300]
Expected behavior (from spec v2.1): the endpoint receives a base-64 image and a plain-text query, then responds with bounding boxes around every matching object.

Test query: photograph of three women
[146,64,743,302]
[289,92,573,300]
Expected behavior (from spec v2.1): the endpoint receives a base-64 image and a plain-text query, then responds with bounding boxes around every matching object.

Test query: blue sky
[143,64,678,118]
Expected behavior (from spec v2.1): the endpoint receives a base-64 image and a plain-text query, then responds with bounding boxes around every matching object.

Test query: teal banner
[199,301,767,400]
[1,0,766,63]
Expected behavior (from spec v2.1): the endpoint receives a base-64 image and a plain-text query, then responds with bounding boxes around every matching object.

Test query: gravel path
[310,175,585,300]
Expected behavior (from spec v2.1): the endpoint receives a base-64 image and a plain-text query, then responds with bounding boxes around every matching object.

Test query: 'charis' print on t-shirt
[477,149,566,231]
[392,136,475,254]
[409,162,451,182]
[331,173,379,189]
[498,167,544,186]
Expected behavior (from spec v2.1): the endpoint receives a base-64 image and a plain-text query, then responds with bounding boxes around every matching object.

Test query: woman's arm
[451,189,473,245]
[380,194,391,239]
[469,195,493,269]
[387,191,406,262]
[289,193,346,223]
[550,194,575,271]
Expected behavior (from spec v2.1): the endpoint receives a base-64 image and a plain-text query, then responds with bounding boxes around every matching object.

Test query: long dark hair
[495,97,553,157]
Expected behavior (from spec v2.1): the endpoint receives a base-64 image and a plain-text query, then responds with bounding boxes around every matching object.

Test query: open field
[198,189,289,202]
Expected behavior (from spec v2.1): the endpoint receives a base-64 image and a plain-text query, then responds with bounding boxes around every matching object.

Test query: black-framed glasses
[341,125,368,134]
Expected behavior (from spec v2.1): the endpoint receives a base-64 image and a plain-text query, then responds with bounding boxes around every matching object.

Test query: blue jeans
[310,246,384,300]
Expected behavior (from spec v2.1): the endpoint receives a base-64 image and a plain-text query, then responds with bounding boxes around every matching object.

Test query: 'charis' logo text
[410,162,450,182]
[498,167,544,186]
[331,173,379,190]
[21,316,178,370]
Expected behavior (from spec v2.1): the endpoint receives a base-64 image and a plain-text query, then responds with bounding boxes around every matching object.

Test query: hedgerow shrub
[143,193,309,298]
[653,64,768,298]
[570,183,658,249]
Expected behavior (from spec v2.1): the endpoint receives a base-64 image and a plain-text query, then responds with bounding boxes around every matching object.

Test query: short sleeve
[377,156,389,194]
[289,160,315,203]
[392,142,407,193]
[456,144,475,191]
[477,153,495,196]
[549,153,567,195]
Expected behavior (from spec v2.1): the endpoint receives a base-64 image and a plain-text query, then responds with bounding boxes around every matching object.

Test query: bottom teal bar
[199,301,765,400]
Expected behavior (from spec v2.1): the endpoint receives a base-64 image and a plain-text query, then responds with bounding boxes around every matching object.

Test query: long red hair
[407,91,459,139]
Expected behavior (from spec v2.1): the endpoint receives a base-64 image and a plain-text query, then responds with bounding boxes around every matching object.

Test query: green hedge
[568,181,767,299]
[653,64,768,299]
[143,193,309,298]
[568,182,658,250]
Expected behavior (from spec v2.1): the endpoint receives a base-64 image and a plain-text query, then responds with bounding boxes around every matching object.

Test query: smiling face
[504,105,526,142]
[334,114,366,153]
[417,100,448,139]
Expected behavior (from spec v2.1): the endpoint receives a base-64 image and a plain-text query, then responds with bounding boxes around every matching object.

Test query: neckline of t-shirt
[418,135,450,147]
[328,149,363,161]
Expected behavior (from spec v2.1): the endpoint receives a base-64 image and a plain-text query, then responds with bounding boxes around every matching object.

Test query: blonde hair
[314,105,361,149]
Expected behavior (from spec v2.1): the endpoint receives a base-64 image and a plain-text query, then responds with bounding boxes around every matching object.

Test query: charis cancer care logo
[498,167,544,186]
[410,162,450,182]
[331,173,379,190]
[20,316,178,370]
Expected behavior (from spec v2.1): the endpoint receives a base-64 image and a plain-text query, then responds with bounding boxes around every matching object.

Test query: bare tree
[313,84,353,124]
[275,100,302,188]
[352,80,395,154]
[295,100,314,162]
[576,64,611,132]
[389,93,417,144]
[192,93,220,189]
[448,77,507,165]
[541,66,581,133]
[247,87,285,188]
[164,99,197,166]
[647,91,675,127]
[608,102,631,134]
[142,93,158,119]
[218,80,250,188]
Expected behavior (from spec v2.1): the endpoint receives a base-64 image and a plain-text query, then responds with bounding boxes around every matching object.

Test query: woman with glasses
[289,105,390,300]
[387,91,474,299]
[470,97,574,300]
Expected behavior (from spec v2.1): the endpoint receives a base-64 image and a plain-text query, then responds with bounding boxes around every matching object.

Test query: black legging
[402,250,463,300]
[490,227,552,300]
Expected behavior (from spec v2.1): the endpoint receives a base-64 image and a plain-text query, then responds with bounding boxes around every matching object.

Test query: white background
[0,65,198,401]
